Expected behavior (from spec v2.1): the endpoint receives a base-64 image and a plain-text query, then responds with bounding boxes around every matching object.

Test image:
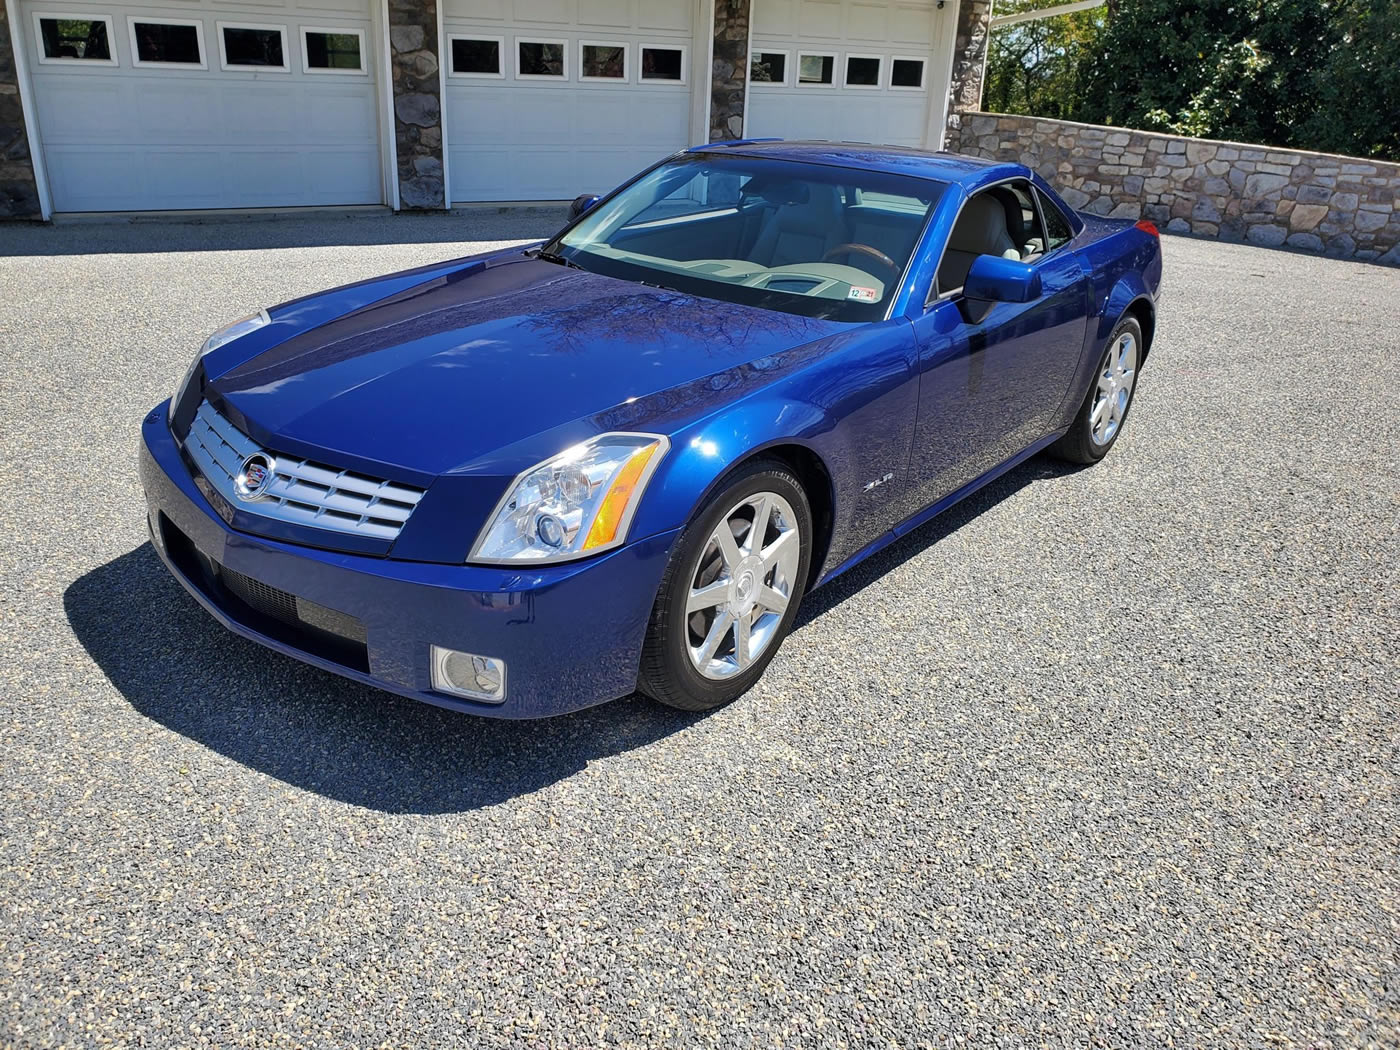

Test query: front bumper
[138,405,679,718]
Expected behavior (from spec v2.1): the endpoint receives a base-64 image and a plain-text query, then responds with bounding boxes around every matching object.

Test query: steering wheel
[822,242,900,280]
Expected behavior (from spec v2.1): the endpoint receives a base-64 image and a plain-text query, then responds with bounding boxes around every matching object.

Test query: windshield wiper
[531,248,585,270]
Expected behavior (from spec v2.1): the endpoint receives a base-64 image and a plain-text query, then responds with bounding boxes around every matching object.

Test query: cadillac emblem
[235,453,275,501]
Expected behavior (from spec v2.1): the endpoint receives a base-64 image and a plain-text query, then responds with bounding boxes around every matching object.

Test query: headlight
[469,433,669,564]
[170,309,270,421]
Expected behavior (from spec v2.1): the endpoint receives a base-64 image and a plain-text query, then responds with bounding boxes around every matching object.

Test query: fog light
[430,646,507,703]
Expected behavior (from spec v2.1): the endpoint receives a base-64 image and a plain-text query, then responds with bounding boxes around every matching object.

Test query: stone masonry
[943,0,992,149]
[709,0,750,142]
[954,112,1400,266]
[0,3,41,220]
[388,0,444,210]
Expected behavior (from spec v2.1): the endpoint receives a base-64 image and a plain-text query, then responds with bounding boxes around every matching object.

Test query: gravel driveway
[1,214,1396,1048]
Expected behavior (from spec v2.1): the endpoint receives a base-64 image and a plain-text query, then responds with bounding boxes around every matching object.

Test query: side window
[1035,187,1074,252]
[1004,181,1048,257]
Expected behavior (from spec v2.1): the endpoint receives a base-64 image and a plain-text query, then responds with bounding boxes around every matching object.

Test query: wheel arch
[631,408,842,596]
[1099,273,1157,364]
[1122,297,1156,363]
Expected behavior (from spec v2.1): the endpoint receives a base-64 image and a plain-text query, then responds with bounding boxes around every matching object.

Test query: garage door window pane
[581,43,625,80]
[798,54,834,85]
[640,46,682,82]
[38,17,112,61]
[518,41,564,77]
[305,30,362,71]
[750,51,786,84]
[890,58,924,89]
[133,21,202,64]
[845,55,881,87]
[222,26,285,68]
[451,37,500,75]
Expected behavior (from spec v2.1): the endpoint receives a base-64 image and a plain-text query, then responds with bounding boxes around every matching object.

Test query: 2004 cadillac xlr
[139,141,1163,717]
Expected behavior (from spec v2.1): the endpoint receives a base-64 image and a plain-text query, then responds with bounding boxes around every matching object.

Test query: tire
[1051,314,1144,465]
[638,459,812,712]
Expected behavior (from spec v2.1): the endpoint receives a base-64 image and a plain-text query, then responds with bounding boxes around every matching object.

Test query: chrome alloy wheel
[685,491,802,680]
[1089,331,1139,445]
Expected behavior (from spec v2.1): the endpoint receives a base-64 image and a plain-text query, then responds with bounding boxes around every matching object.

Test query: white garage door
[443,0,696,203]
[745,0,953,149]
[21,0,384,211]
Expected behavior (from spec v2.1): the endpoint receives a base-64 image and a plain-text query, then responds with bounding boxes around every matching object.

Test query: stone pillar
[944,0,993,147]
[1,3,41,219]
[388,0,445,209]
[708,0,751,142]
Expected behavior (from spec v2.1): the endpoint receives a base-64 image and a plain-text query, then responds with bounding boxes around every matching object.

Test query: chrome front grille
[185,400,425,542]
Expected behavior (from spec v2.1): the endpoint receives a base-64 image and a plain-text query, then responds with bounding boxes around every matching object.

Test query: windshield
[543,153,947,323]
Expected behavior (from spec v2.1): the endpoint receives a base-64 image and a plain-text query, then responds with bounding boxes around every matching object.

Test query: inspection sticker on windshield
[847,286,879,302]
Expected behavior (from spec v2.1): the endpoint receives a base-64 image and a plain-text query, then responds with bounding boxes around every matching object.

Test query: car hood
[207,251,843,482]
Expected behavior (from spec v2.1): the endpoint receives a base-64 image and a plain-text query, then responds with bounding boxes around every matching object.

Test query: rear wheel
[638,460,811,711]
[1052,315,1142,464]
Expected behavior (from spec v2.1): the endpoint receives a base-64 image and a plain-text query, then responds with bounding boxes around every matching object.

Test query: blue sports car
[139,141,1163,717]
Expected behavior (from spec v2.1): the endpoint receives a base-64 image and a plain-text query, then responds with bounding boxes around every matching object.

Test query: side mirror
[568,194,601,221]
[964,254,1041,304]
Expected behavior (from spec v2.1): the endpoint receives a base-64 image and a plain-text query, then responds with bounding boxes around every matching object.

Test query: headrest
[949,195,1016,255]
[741,178,812,206]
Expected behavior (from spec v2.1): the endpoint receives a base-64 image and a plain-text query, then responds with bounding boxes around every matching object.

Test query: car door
[904,180,1090,509]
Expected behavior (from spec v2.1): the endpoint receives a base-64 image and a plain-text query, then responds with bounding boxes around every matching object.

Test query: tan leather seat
[937,195,1022,292]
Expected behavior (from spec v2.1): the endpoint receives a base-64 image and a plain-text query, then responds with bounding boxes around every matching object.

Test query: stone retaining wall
[709,0,749,141]
[953,112,1400,266]
[943,0,992,146]
[0,4,41,220]
[388,0,444,210]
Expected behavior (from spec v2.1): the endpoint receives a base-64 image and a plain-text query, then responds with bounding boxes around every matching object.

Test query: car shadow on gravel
[64,543,705,815]
[65,455,1082,814]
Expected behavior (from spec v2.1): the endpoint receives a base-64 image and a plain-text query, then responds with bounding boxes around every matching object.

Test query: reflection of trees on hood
[517,281,829,357]
[222,261,834,391]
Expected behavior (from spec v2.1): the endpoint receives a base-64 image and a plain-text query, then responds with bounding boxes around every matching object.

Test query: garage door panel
[445,0,693,202]
[798,0,843,38]
[218,86,304,138]
[145,150,231,206]
[515,0,570,24]
[750,0,947,150]
[891,4,933,43]
[32,78,126,140]
[458,100,514,139]
[134,82,220,139]
[304,87,379,143]
[755,0,795,34]
[446,146,513,198]
[224,150,304,200]
[846,2,889,40]
[578,0,631,28]
[636,0,689,32]
[24,0,383,211]
[45,147,145,209]
[507,91,576,136]
[444,0,505,19]
[303,147,380,198]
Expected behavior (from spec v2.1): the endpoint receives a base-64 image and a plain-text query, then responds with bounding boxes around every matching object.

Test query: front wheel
[638,460,812,711]
[1051,315,1143,464]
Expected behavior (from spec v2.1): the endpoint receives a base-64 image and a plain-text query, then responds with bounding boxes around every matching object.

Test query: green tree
[1300,0,1400,159]
[984,0,1105,118]
[983,0,1400,162]
[1078,0,1337,147]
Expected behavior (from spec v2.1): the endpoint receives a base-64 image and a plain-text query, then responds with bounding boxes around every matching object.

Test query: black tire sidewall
[1064,314,1143,463]
[641,461,812,710]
